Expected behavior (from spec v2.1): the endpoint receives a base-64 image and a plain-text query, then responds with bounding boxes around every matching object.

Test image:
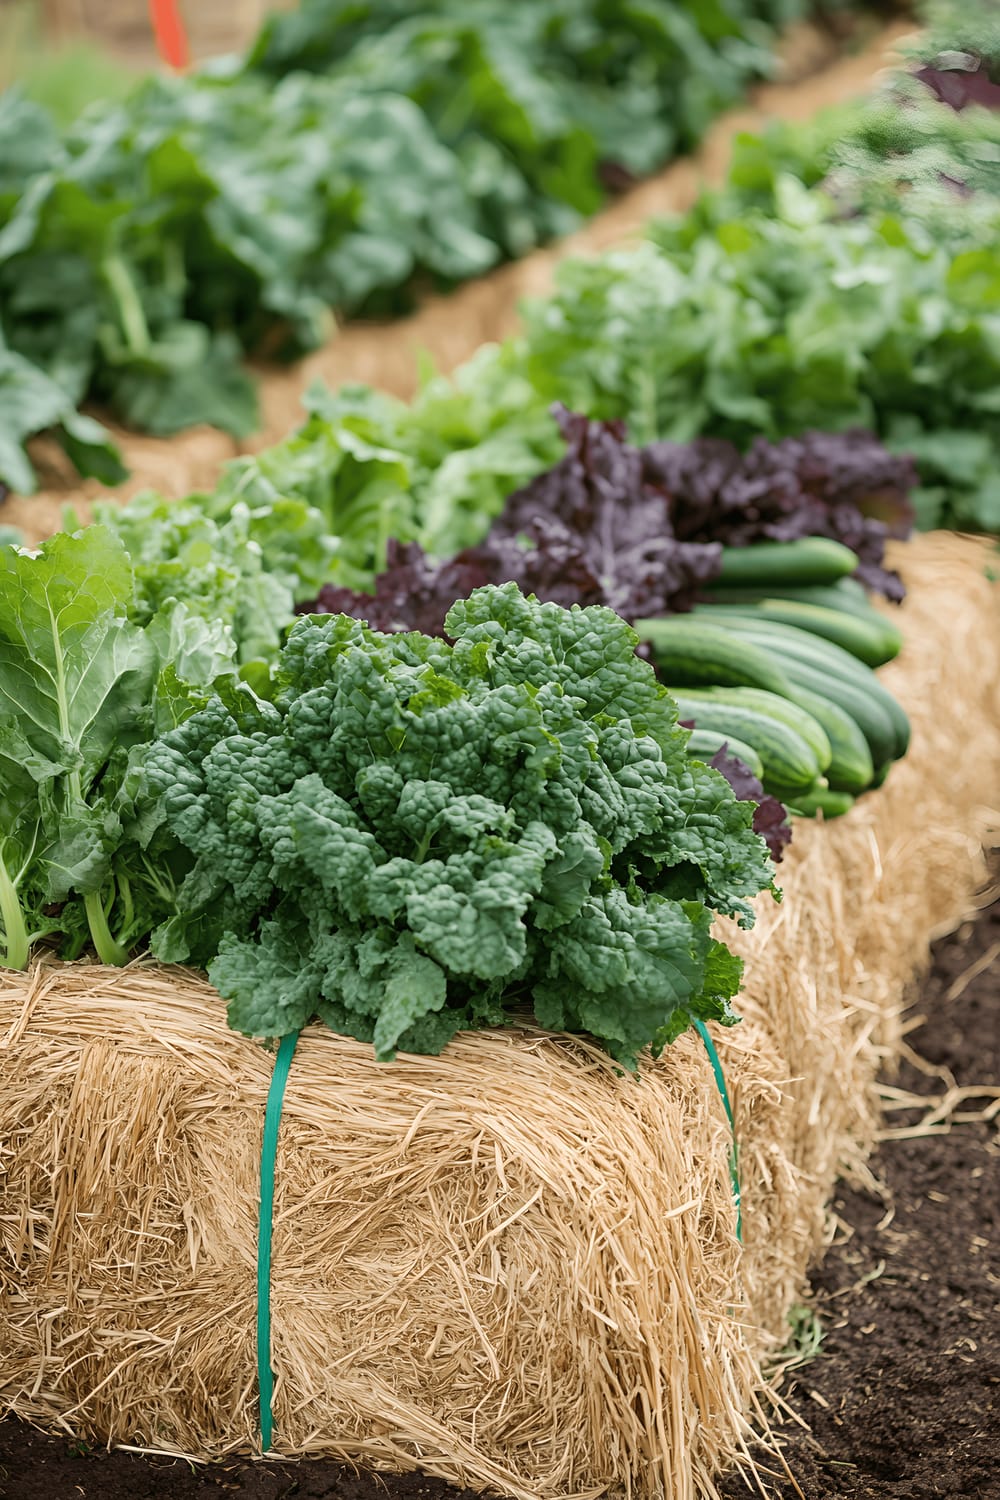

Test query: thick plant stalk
[0,856,28,970]
[83,887,129,968]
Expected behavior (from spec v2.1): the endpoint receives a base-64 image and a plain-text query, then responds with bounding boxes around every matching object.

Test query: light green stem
[0,857,29,970]
[84,888,130,967]
[103,252,151,356]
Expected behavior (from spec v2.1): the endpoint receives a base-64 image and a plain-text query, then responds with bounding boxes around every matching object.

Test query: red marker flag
[149,0,190,72]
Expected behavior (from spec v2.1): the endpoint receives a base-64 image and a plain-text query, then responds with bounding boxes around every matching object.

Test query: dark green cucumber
[771,662,897,767]
[716,537,859,587]
[779,683,874,793]
[690,599,901,667]
[683,728,765,780]
[870,760,893,789]
[691,613,911,759]
[785,786,857,819]
[700,579,876,616]
[690,608,874,680]
[672,686,832,774]
[669,693,821,791]
[632,617,791,695]
[754,599,902,666]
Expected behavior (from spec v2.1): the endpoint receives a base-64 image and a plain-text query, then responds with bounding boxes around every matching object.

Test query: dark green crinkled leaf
[146,585,775,1066]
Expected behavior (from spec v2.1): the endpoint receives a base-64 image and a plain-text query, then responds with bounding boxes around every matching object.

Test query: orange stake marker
[149,0,191,71]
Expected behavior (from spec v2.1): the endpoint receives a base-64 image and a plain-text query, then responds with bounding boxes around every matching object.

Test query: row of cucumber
[636,538,910,820]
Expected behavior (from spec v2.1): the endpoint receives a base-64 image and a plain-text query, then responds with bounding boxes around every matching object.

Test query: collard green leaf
[0,527,166,965]
[0,345,124,493]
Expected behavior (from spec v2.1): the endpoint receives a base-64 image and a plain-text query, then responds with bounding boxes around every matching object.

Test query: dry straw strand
[1,532,998,1499]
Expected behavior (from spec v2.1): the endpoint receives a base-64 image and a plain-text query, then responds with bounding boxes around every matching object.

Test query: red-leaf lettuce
[642,429,915,601]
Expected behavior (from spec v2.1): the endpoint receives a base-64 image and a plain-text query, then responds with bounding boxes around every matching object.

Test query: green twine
[257,1029,301,1452]
[256,1018,741,1448]
[693,1018,742,1242]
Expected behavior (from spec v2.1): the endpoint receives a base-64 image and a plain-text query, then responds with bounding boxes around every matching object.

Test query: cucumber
[691,612,911,759]
[771,662,898,768]
[673,686,832,775]
[668,693,821,791]
[691,600,901,667]
[778,684,874,793]
[870,760,893,789]
[716,538,859,587]
[683,728,765,780]
[633,617,791,695]
[700,579,877,616]
[692,610,887,686]
[785,787,856,819]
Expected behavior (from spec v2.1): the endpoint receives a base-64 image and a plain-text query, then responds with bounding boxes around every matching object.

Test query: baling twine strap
[693,1018,743,1243]
[256,1018,742,1446]
[257,1029,301,1451]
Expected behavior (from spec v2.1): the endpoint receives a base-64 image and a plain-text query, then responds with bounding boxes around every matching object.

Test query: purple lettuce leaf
[641,428,915,601]
[678,719,791,864]
[301,539,492,636]
[491,404,722,619]
[302,524,607,638]
[916,64,1000,113]
[708,745,792,864]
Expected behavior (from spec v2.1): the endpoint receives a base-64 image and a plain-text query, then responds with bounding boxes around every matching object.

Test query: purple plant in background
[642,429,915,600]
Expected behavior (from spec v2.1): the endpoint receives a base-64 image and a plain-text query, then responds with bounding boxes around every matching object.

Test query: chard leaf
[0,527,170,966]
[0,345,124,493]
[0,527,155,782]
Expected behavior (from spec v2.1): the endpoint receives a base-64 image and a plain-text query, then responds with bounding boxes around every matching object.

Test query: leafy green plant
[509,197,1000,532]
[143,584,776,1065]
[249,189,1000,537]
[82,485,337,666]
[0,526,237,969]
[0,528,779,1074]
[695,75,1000,228]
[915,0,1000,78]
[0,0,838,493]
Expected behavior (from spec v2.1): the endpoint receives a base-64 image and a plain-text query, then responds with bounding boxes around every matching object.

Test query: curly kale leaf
[145,585,774,1067]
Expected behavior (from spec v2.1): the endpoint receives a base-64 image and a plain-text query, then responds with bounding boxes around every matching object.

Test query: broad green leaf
[0,527,155,783]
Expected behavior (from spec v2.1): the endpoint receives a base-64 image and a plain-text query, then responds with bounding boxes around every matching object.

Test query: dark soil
[718,886,1000,1500]
[2,891,998,1500]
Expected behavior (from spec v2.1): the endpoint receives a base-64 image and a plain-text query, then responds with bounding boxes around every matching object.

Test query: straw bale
[1,532,998,1499]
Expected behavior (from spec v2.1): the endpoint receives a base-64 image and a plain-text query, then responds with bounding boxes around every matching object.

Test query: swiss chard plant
[0,526,237,968]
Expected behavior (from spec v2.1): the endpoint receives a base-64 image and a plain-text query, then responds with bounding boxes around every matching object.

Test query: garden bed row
[2,533,997,1499]
[7,16,907,541]
[2,0,884,499]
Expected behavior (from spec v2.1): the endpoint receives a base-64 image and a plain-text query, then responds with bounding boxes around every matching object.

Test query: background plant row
[0,0,871,495]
